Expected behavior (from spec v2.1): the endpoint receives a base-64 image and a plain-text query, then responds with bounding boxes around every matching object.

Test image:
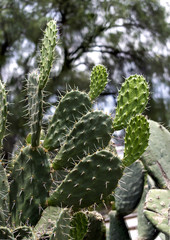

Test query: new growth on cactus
[0,19,151,239]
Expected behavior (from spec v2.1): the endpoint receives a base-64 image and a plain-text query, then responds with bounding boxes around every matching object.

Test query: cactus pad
[115,160,144,216]
[39,20,57,90]
[9,146,52,226]
[13,226,36,240]
[44,90,92,150]
[109,211,131,240]
[123,115,149,167]
[70,212,88,240]
[49,150,122,209]
[27,71,43,147]
[113,75,149,130]
[89,65,108,101]
[50,208,71,240]
[144,189,170,237]
[141,120,170,189]
[53,111,113,170]
[0,161,9,226]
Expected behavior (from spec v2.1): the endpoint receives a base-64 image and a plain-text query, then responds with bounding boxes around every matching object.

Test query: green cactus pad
[50,208,71,240]
[44,90,92,150]
[144,189,170,237]
[113,74,149,130]
[109,211,131,240]
[0,227,14,240]
[115,160,144,216]
[9,146,52,226]
[123,115,150,167]
[137,176,159,240]
[35,206,62,239]
[13,226,36,240]
[48,150,122,210]
[84,211,106,240]
[39,20,57,90]
[89,65,108,101]
[27,71,43,147]
[70,212,88,240]
[0,161,9,226]
[141,120,170,189]
[0,79,7,148]
[53,111,113,170]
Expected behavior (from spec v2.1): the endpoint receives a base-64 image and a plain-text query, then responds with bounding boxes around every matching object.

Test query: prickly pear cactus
[84,211,106,240]
[114,160,144,216]
[52,111,114,170]
[44,90,92,150]
[48,150,123,209]
[137,175,159,240]
[144,189,170,237]
[0,19,151,239]
[89,65,108,101]
[109,211,131,240]
[70,212,88,240]
[9,146,52,226]
[0,161,9,226]
[113,74,149,130]
[141,120,170,189]
[123,115,149,167]
[39,20,57,90]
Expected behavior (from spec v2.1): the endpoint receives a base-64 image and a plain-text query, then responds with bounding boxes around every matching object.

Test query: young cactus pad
[52,110,113,170]
[89,65,108,101]
[43,90,92,150]
[9,146,52,226]
[48,150,122,209]
[144,189,170,237]
[113,75,149,130]
[39,20,58,90]
[0,79,7,148]
[123,114,150,167]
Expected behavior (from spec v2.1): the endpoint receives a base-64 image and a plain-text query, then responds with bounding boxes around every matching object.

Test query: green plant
[0,20,150,239]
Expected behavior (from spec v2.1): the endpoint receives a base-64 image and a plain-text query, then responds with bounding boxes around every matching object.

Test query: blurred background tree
[0,0,170,153]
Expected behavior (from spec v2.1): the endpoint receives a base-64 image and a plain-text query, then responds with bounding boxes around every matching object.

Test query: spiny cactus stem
[31,88,43,147]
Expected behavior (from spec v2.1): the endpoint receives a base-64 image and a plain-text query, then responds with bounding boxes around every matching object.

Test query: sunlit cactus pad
[123,115,150,167]
[113,74,149,130]
[89,64,108,101]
